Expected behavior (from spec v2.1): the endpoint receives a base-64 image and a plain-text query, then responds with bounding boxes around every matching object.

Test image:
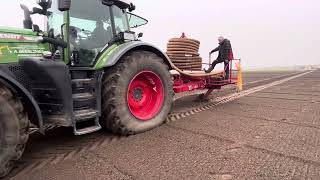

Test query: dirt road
[7,70,320,180]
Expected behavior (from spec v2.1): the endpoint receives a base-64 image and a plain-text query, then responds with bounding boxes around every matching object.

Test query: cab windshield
[48,0,129,65]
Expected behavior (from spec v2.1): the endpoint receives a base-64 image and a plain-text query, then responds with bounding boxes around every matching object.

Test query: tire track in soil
[9,71,312,178]
[166,123,320,179]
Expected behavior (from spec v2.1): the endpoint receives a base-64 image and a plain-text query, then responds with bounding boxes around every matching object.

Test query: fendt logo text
[0,33,35,41]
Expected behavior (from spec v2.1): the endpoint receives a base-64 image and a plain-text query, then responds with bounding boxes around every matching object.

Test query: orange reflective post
[236,61,243,92]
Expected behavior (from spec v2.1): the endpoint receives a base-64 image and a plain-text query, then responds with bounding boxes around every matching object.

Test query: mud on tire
[101,51,173,135]
[0,84,29,177]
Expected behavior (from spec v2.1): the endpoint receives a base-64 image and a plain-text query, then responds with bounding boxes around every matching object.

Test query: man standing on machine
[205,36,233,79]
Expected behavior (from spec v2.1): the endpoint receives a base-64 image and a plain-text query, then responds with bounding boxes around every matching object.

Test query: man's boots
[205,66,214,73]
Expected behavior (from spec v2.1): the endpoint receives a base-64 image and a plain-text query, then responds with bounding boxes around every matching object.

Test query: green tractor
[0,0,174,176]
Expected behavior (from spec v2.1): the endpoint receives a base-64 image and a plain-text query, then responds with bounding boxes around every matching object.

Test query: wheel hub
[132,88,143,102]
[127,71,165,121]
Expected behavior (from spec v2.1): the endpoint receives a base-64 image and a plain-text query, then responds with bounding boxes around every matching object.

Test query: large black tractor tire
[101,51,173,135]
[0,84,29,178]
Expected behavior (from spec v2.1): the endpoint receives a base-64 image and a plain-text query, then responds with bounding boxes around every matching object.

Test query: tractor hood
[0,27,38,43]
[0,27,49,64]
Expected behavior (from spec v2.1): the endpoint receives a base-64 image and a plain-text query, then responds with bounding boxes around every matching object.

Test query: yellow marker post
[236,61,243,92]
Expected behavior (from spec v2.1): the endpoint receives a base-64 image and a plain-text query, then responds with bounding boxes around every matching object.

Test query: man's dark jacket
[210,39,233,62]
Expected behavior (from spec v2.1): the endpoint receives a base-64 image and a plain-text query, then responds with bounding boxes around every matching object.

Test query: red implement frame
[172,59,241,99]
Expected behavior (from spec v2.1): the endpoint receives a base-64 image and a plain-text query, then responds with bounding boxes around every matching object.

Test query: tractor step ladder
[71,69,102,135]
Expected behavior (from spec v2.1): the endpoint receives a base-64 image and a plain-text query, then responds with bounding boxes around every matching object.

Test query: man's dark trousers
[207,59,230,79]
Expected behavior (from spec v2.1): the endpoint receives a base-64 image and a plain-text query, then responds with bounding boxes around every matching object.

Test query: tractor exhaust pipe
[20,4,33,29]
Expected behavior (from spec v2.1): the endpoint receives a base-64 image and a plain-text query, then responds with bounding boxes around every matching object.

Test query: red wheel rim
[127,71,165,121]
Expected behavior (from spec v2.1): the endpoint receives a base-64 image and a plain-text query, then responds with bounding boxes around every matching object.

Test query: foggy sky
[1,0,319,69]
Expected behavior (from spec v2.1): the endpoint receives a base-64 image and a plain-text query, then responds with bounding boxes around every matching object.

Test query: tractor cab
[21,0,148,65]
[50,0,130,65]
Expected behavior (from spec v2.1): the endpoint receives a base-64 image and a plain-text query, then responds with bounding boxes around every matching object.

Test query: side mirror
[37,0,52,10]
[129,3,136,12]
[58,0,71,11]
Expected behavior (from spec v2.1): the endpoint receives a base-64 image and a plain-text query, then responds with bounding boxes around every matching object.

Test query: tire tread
[0,84,29,177]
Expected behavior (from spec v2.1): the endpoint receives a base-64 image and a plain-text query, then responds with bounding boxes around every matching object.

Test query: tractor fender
[97,41,172,69]
[0,70,44,134]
